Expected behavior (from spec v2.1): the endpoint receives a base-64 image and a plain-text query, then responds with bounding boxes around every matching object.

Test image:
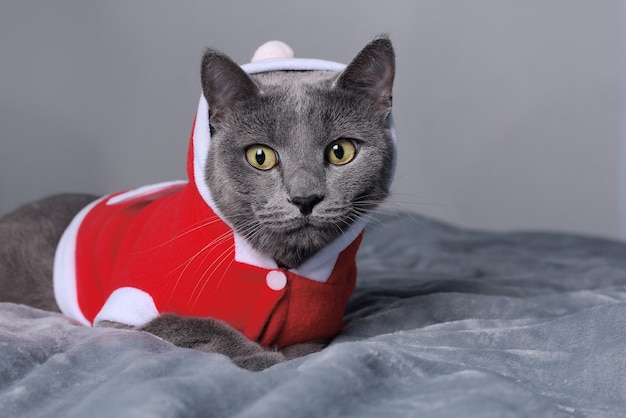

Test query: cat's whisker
[330,218,350,240]
[239,225,268,253]
[169,228,235,275]
[166,229,236,304]
[387,191,459,208]
[369,201,446,242]
[172,219,264,308]
[234,219,264,240]
[352,210,387,228]
[132,215,226,254]
[338,190,451,243]
[188,244,236,310]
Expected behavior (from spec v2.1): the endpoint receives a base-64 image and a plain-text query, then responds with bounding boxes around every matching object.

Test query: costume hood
[190,41,398,277]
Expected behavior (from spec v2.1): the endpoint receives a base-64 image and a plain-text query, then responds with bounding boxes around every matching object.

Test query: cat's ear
[335,36,395,117]
[201,49,259,125]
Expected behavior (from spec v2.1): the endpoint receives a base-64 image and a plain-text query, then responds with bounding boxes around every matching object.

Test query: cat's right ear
[201,49,259,126]
[335,36,395,118]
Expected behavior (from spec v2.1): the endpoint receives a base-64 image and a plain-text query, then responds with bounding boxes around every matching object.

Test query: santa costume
[53,41,398,348]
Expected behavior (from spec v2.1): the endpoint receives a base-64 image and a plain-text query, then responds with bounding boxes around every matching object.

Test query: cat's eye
[245,145,278,170]
[326,139,357,166]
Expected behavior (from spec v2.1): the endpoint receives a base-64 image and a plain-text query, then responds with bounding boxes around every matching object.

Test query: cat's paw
[281,340,329,360]
[138,314,285,371]
[232,350,286,372]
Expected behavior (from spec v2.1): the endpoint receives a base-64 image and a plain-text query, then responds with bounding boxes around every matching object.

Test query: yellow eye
[326,139,357,165]
[245,145,278,170]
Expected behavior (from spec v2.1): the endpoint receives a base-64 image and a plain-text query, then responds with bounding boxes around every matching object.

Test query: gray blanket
[1,213,625,417]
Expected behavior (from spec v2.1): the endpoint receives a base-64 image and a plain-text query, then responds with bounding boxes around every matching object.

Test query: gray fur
[0,194,98,311]
[203,36,395,268]
[0,37,396,370]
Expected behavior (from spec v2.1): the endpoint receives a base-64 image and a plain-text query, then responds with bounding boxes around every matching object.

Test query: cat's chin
[249,219,346,269]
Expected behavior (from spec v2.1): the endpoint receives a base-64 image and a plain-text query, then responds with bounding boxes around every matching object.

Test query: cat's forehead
[245,71,343,129]
[250,70,337,92]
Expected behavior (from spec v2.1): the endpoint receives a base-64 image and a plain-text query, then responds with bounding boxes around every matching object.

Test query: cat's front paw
[138,314,285,371]
[281,340,329,360]
[231,350,285,372]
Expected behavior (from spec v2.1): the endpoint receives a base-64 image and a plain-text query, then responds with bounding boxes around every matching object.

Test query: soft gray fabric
[1,213,625,417]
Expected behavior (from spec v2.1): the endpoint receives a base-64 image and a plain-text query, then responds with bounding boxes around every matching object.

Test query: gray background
[1,1,623,239]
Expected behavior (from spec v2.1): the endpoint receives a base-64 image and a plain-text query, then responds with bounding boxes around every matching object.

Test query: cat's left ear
[201,49,260,126]
[335,36,395,117]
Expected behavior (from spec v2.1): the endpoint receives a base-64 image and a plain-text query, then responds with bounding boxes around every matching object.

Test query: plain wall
[0,1,623,238]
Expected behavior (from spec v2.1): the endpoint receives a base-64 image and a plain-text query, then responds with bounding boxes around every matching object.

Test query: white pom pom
[251,40,294,62]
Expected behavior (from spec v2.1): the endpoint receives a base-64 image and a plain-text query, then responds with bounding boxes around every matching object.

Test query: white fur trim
[233,232,277,269]
[231,217,367,283]
[241,58,346,75]
[251,41,294,62]
[292,216,369,282]
[53,196,108,326]
[93,287,159,326]
[54,181,184,326]
[386,114,398,186]
[193,95,224,220]
[107,180,187,205]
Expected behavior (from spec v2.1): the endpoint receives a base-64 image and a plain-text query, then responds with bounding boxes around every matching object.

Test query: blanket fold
[2,212,625,417]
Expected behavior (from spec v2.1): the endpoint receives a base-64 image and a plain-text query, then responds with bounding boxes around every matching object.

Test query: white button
[266,270,287,291]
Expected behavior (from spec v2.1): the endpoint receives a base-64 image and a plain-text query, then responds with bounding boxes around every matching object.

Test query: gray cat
[0,37,396,371]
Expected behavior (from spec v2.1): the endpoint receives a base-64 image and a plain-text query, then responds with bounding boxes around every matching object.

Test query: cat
[0,36,396,371]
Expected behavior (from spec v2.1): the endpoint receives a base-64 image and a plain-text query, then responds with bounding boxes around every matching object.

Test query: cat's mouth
[270,228,338,268]
[267,218,322,237]
[242,208,358,268]
[250,209,346,239]
[274,214,339,234]
[280,214,350,241]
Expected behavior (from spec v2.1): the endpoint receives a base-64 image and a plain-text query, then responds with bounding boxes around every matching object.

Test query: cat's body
[0,38,396,370]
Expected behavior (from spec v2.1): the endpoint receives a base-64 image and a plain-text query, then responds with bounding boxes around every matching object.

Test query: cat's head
[199,37,396,269]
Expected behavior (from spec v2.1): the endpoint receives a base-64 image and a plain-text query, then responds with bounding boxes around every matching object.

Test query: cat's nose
[290,194,324,216]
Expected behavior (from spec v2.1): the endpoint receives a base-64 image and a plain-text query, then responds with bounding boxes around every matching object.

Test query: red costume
[53,48,396,348]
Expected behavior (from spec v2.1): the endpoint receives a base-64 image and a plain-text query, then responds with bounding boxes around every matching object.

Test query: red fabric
[74,180,361,348]
[61,54,390,348]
